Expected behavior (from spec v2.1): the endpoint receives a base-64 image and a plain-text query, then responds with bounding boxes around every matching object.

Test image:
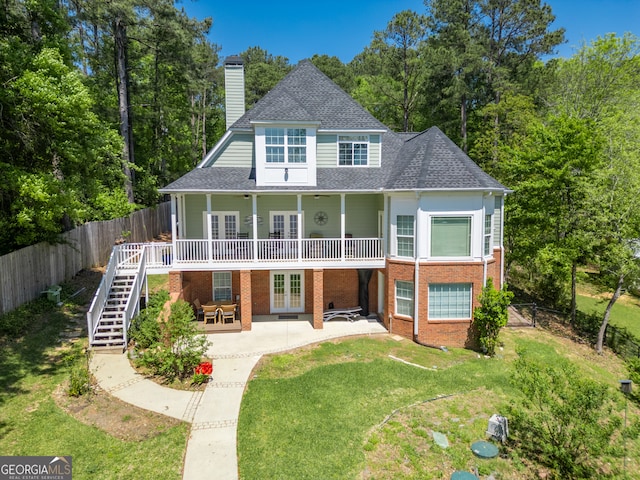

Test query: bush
[68,363,91,396]
[129,290,169,348]
[473,277,513,355]
[135,299,210,382]
[506,353,621,477]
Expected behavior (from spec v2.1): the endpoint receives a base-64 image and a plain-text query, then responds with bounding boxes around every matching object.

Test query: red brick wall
[323,269,360,310]
[251,270,270,315]
[183,271,212,304]
[384,258,496,349]
[312,269,323,329]
[240,270,252,331]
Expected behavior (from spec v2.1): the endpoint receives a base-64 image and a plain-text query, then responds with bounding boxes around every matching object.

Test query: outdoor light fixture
[244,194,249,199]
[620,379,632,395]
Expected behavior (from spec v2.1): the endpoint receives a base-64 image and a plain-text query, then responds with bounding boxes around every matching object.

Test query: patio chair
[193,298,204,322]
[203,304,219,324]
[220,304,236,324]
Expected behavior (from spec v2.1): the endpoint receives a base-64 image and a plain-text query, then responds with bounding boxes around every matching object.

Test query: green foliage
[627,358,640,403]
[135,299,210,381]
[473,278,513,355]
[506,354,621,478]
[129,290,169,349]
[191,373,209,386]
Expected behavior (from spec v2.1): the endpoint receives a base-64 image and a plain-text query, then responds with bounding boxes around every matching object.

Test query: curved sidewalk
[90,318,387,480]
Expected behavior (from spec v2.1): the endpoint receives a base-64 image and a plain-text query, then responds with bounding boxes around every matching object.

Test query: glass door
[270,270,304,313]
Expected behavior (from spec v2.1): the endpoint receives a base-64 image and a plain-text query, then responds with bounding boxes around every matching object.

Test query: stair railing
[86,245,119,344]
[120,246,148,348]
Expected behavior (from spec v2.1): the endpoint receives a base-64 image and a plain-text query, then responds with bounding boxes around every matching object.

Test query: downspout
[500,195,505,287]
[413,193,421,339]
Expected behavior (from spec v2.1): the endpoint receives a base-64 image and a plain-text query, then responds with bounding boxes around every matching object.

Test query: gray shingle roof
[161,61,507,194]
[231,60,389,131]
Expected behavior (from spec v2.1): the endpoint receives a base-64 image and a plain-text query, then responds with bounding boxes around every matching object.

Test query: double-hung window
[395,280,414,317]
[213,272,232,302]
[338,135,368,165]
[266,128,306,163]
[396,215,415,257]
[483,214,492,256]
[431,216,471,257]
[428,283,472,319]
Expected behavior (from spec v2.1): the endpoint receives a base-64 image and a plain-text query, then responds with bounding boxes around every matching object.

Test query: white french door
[270,270,304,313]
[270,211,300,239]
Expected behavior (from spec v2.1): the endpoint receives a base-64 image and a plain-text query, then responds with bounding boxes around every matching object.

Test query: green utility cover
[432,431,449,449]
[471,440,499,458]
[451,472,479,480]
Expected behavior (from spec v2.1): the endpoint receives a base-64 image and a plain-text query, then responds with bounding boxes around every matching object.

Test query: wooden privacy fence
[0,202,170,315]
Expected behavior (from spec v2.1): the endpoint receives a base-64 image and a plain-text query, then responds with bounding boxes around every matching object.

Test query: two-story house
[151,56,508,348]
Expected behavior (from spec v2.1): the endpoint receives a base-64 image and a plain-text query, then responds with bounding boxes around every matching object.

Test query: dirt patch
[53,382,183,441]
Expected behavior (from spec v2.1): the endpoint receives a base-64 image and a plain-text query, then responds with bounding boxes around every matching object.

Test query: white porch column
[206,194,213,263]
[297,194,302,262]
[178,194,185,238]
[252,194,258,260]
[171,195,177,260]
[340,193,346,262]
[383,194,389,256]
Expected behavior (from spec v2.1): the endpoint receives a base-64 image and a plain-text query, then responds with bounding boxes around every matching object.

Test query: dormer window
[339,135,368,166]
[266,128,307,163]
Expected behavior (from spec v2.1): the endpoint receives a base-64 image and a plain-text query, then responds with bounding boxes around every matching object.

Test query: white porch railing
[172,237,383,264]
[87,247,118,345]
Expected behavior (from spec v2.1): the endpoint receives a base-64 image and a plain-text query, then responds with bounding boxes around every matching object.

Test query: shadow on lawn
[0,269,101,407]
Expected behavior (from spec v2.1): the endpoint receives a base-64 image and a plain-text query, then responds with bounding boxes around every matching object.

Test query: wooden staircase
[91,273,137,349]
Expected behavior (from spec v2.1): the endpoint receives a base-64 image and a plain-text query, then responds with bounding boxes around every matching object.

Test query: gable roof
[161,60,508,194]
[231,60,388,131]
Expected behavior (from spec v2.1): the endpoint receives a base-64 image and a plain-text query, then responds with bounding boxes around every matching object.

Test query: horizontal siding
[225,67,245,127]
[317,134,337,167]
[184,195,207,238]
[369,134,380,167]
[493,196,502,247]
[209,133,254,167]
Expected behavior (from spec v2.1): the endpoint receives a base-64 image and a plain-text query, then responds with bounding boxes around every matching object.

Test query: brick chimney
[224,55,245,129]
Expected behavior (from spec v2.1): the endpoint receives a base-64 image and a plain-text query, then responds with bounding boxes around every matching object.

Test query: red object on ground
[195,362,213,375]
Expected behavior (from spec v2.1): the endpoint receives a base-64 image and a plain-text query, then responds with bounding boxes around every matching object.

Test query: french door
[270,270,304,313]
[270,211,300,239]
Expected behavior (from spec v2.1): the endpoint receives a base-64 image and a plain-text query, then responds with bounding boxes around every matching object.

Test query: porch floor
[197,319,242,333]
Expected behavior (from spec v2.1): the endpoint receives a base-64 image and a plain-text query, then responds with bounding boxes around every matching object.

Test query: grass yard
[0,270,188,480]
[576,288,640,339]
[238,329,639,479]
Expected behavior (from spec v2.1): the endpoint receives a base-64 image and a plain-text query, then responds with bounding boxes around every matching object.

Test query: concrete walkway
[90,318,387,480]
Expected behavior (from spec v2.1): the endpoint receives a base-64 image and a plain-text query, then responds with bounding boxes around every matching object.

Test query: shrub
[129,290,169,348]
[135,299,210,381]
[473,277,513,355]
[506,353,621,477]
[68,363,91,396]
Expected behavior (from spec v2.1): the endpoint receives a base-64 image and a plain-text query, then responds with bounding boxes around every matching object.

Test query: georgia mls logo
[0,456,72,480]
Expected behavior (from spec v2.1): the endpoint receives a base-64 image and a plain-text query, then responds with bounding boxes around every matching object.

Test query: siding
[493,196,502,247]
[224,65,245,128]
[184,194,255,238]
[209,133,254,167]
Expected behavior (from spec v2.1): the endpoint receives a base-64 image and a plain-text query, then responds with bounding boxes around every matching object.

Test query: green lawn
[0,274,188,480]
[576,292,640,339]
[238,330,638,479]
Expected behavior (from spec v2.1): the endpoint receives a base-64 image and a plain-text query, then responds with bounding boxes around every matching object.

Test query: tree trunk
[202,87,207,159]
[596,272,625,354]
[570,262,577,325]
[114,16,135,203]
[460,93,467,153]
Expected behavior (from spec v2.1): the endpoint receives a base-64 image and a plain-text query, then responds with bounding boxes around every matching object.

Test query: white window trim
[212,271,233,302]
[202,211,239,239]
[428,283,473,320]
[337,134,370,167]
[429,214,474,260]
[265,127,307,164]
[396,214,415,258]
[484,213,493,257]
[395,280,414,318]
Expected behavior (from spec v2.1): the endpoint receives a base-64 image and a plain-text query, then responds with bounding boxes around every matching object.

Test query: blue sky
[179,0,640,64]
